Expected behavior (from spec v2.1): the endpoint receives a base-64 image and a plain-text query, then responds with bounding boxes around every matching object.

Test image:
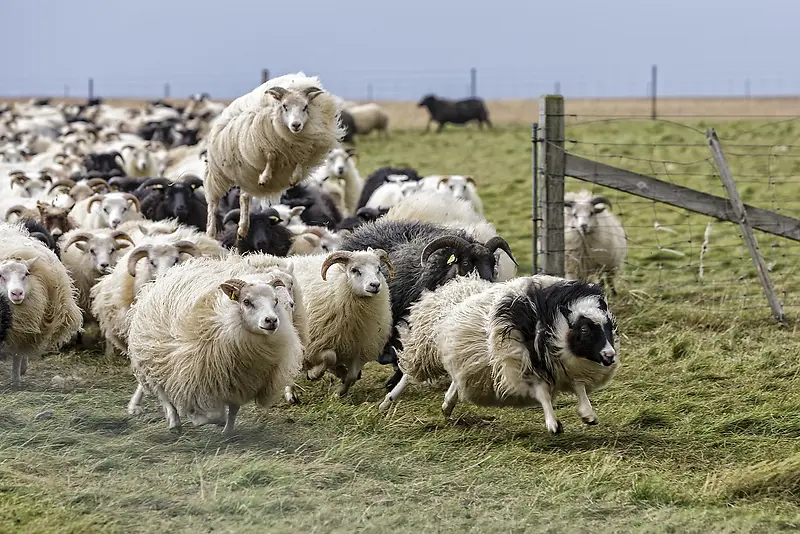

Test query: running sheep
[204,72,344,242]
[0,222,82,384]
[563,190,627,295]
[126,259,303,435]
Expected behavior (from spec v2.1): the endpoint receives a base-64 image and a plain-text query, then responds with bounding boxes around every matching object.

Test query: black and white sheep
[218,207,293,256]
[279,183,343,228]
[356,166,421,210]
[417,95,492,132]
[135,176,208,231]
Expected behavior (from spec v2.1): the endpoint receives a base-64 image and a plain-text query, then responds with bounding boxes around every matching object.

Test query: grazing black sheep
[340,109,357,144]
[135,177,208,231]
[218,208,292,256]
[356,166,421,210]
[280,183,342,228]
[340,219,515,389]
[417,94,491,132]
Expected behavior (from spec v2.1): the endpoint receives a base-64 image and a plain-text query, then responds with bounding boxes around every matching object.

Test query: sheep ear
[559,304,572,324]
[24,257,38,270]
[266,87,287,101]
[305,87,323,101]
[219,279,246,301]
[290,206,306,217]
[345,148,356,158]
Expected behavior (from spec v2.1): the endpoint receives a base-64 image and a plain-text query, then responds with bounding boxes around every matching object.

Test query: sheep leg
[436,122,445,133]
[442,381,459,419]
[379,373,409,411]
[424,119,433,133]
[337,362,364,397]
[190,409,226,426]
[385,367,404,391]
[533,383,562,434]
[605,271,618,296]
[258,152,275,187]
[573,383,598,425]
[154,384,181,432]
[284,384,300,404]
[206,192,220,238]
[10,353,23,385]
[20,354,28,376]
[222,404,240,437]
[127,383,146,415]
[307,349,335,380]
[236,191,251,246]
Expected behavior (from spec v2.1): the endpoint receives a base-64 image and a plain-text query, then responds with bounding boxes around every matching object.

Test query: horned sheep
[69,192,143,230]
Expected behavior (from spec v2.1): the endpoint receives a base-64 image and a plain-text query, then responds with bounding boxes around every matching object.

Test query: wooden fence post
[538,95,565,277]
[707,129,786,323]
[261,69,270,84]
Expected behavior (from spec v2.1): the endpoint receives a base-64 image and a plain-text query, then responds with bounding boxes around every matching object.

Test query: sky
[2,0,799,101]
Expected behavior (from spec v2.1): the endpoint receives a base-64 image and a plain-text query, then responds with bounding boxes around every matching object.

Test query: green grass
[3,121,800,532]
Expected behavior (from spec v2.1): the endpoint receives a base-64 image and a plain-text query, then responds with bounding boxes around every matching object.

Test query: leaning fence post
[531,122,540,274]
[706,129,786,323]
[538,95,566,277]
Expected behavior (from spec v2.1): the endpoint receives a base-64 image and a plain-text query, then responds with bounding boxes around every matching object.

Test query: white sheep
[287,226,342,256]
[126,260,303,435]
[418,175,483,215]
[204,72,344,242]
[310,147,363,215]
[59,228,135,315]
[0,222,82,384]
[90,231,220,357]
[347,103,389,136]
[563,190,627,295]
[365,175,420,210]
[69,192,143,230]
[289,248,393,396]
[385,192,517,281]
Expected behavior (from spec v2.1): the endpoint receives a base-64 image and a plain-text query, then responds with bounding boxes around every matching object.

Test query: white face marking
[278,93,311,133]
[235,282,282,334]
[345,251,384,298]
[0,258,36,304]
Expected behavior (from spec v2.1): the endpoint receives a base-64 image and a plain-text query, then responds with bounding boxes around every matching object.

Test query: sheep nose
[366,281,380,294]
[580,223,588,233]
[99,262,110,270]
[9,290,24,303]
[260,316,278,331]
[290,122,302,132]
[335,166,345,175]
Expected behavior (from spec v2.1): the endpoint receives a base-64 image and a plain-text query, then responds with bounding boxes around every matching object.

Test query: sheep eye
[274,298,279,307]
[150,260,156,267]
[122,207,127,213]
[90,249,96,255]
[302,105,308,112]
[103,208,109,214]
[173,258,180,265]
[242,298,252,307]
[351,268,360,275]
[282,104,288,111]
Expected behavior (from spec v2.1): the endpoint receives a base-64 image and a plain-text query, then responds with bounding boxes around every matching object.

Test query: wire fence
[537,109,800,318]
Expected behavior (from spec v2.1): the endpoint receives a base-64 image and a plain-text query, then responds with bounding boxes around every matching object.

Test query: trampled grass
[2,115,800,532]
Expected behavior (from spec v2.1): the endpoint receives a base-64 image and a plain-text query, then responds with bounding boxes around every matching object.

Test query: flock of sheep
[0,72,626,437]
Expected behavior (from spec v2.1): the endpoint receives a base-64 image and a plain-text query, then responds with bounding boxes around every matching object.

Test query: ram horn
[86,194,105,213]
[270,278,286,289]
[10,173,28,186]
[29,232,51,244]
[139,177,171,190]
[63,232,94,251]
[48,179,77,195]
[122,193,141,212]
[266,86,287,100]
[182,175,204,190]
[127,245,151,276]
[111,230,135,247]
[119,146,135,154]
[219,278,247,301]
[345,148,357,158]
[484,236,518,266]
[591,195,612,210]
[5,205,33,220]
[39,172,54,184]
[173,240,201,257]
[374,248,394,279]
[437,176,450,188]
[465,176,476,186]
[420,235,472,266]
[320,251,353,281]
[222,209,241,226]
[87,178,110,191]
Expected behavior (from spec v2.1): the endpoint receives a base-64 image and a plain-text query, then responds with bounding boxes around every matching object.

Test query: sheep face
[66,231,134,274]
[37,204,75,238]
[267,86,323,134]
[88,193,140,229]
[564,192,612,237]
[219,279,286,334]
[273,205,305,227]
[563,296,618,367]
[127,241,201,281]
[326,148,355,178]
[321,249,392,297]
[0,258,37,304]
[437,176,475,200]
[10,173,48,198]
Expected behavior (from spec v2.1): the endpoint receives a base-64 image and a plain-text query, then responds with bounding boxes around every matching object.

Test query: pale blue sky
[2,0,797,100]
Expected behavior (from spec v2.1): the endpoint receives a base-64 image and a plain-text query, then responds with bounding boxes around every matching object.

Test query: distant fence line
[7,66,800,112]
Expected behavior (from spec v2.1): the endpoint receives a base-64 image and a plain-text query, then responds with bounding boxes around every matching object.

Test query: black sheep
[0,294,11,350]
[336,206,389,232]
[20,218,60,258]
[218,208,292,256]
[417,94,492,132]
[108,176,150,193]
[84,151,126,176]
[340,110,357,144]
[340,219,516,389]
[280,183,342,228]
[356,166,421,210]
[135,177,207,231]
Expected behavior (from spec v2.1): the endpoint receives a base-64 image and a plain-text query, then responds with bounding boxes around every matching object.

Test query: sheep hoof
[378,397,392,411]
[442,404,454,420]
[169,424,182,435]
[222,426,235,438]
[548,420,564,435]
[582,415,598,425]
[128,406,144,416]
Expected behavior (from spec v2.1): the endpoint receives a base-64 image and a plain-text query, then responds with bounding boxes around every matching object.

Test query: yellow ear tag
[447,254,456,265]
[230,293,237,301]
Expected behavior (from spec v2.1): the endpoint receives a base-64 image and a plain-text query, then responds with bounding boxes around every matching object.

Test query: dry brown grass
[7,96,800,129]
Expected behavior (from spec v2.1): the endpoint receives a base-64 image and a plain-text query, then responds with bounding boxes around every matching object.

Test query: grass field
[2,104,800,533]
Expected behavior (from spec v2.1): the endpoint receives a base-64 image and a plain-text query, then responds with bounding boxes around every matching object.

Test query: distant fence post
[538,95,565,277]
[470,68,477,97]
[64,85,69,98]
[164,83,170,99]
[651,65,657,119]
[261,69,270,84]
[531,123,540,273]
[706,129,786,323]
[554,81,561,94]
[88,78,94,101]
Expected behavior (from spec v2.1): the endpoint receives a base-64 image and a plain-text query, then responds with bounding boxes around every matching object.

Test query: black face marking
[567,315,613,365]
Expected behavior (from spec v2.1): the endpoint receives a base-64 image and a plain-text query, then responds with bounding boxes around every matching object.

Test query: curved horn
[304,86,323,100]
[10,173,28,186]
[86,177,109,190]
[182,175,204,190]
[5,205,33,220]
[173,240,201,257]
[270,278,286,289]
[39,172,54,184]
[119,145,135,154]
[86,194,104,213]
[122,193,141,212]
[591,195,612,209]
[563,200,575,209]
[139,177,171,190]
[267,86,287,100]
[222,209,241,226]
[29,232,51,244]
[110,230,135,247]
[107,176,127,191]
[345,148,357,159]
[63,232,94,251]
[127,245,151,276]
[219,278,246,301]
[374,248,394,279]
[437,176,450,188]
[465,176,476,186]
[320,251,353,281]
[48,179,77,195]
[484,236,518,266]
[420,235,471,266]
